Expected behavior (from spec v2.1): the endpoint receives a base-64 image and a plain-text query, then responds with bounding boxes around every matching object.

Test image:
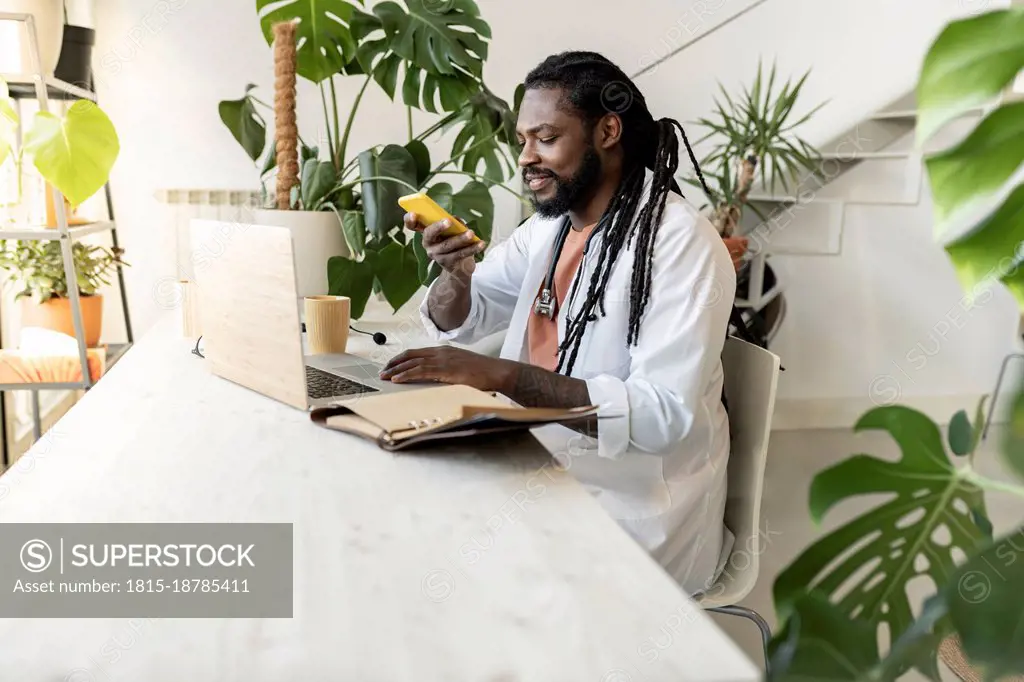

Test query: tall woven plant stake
[273,21,299,210]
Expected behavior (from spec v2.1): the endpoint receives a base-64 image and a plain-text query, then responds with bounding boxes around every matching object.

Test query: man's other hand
[379,347,509,391]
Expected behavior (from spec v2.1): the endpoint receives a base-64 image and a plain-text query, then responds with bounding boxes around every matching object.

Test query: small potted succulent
[0,239,127,347]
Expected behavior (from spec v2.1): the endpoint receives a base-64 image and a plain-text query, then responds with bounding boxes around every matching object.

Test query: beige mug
[304,296,351,355]
[181,280,202,338]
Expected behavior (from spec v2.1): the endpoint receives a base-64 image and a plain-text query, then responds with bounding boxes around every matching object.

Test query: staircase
[731,89,999,339]
[619,0,1024,429]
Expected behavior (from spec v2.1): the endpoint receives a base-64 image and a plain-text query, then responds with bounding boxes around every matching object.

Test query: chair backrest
[702,336,781,607]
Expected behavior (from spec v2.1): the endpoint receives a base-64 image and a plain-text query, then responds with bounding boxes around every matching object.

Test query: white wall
[90,0,766,338]
[92,0,1020,426]
[630,0,1022,426]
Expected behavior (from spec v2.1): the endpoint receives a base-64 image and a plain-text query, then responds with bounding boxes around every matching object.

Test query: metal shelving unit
[0,13,133,460]
[0,73,97,102]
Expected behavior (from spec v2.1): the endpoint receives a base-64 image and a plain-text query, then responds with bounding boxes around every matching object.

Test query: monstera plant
[219,0,525,318]
[768,8,1024,682]
[0,77,119,210]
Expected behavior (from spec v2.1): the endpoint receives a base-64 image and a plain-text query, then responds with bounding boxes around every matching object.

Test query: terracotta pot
[723,236,749,272]
[44,184,91,228]
[20,294,104,347]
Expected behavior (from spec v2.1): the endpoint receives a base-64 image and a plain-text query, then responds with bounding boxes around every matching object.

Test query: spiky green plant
[688,60,825,237]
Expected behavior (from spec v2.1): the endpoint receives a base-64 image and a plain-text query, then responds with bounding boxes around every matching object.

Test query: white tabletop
[0,312,759,682]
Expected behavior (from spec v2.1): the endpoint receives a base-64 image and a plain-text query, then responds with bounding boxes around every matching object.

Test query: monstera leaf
[1003,388,1024,481]
[23,102,120,207]
[351,0,489,113]
[773,406,990,665]
[374,240,421,311]
[410,232,440,286]
[918,9,1024,311]
[943,183,1024,305]
[257,0,363,84]
[405,139,432,186]
[300,159,336,209]
[218,84,267,162]
[357,144,418,239]
[769,592,881,682]
[0,79,19,169]
[328,249,377,319]
[916,8,1024,144]
[942,528,1024,679]
[447,86,519,182]
[925,101,1024,234]
[341,209,367,258]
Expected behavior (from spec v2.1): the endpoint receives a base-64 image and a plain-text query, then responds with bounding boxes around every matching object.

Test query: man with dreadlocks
[380,51,736,595]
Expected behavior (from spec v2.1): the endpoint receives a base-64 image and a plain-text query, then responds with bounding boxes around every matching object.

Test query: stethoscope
[532,215,608,320]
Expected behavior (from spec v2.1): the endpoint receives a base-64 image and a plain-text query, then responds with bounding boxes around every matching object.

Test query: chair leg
[708,604,772,674]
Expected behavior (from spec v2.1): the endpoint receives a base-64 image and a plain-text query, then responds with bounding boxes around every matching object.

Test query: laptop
[189,219,424,411]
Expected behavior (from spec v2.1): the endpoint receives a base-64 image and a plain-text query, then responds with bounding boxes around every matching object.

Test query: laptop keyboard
[305,366,379,400]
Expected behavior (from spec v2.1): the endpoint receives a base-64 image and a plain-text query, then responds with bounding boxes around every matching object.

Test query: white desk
[0,313,759,682]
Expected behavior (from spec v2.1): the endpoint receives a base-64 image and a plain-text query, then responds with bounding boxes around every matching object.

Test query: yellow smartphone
[398,192,482,243]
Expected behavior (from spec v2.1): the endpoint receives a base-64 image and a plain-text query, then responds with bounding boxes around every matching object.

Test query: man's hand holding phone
[404,212,487,275]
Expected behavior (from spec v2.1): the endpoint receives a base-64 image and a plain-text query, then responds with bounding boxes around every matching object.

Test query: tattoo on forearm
[509,364,589,408]
[428,269,472,332]
[506,364,599,438]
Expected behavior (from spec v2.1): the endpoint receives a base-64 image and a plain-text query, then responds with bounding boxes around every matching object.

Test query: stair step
[819,150,910,161]
[739,198,844,255]
[870,109,918,122]
[747,151,922,206]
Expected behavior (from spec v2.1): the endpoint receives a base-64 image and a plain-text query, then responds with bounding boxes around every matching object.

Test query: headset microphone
[349,326,387,346]
[300,323,387,346]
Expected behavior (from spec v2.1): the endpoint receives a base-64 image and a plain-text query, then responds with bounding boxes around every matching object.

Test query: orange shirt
[527,222,597,372]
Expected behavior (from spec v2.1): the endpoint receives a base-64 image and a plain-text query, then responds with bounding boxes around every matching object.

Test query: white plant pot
[253,209,349,298]
[0,0,64,77]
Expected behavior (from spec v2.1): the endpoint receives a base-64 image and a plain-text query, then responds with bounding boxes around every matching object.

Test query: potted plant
[0,239,127,347]
[0,75,120,223]
[0,74,120,348]
[685,62,824,344]
[766,8,1024,680]
[688,60,825,265]
[0,0,63,78]
[218,0,525,315]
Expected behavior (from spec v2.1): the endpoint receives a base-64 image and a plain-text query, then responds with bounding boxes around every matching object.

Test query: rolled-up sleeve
[584,207,736,460]
[419,218,535,346]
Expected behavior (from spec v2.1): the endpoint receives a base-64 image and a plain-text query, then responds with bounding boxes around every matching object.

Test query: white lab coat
[419,174,736,596]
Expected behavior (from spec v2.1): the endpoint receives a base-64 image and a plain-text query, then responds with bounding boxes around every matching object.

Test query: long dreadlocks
[523,51,712,375]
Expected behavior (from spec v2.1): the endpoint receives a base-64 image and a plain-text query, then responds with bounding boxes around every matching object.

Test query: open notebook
[310,384,600,451]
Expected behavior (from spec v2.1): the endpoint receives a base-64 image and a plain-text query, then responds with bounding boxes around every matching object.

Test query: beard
[526,145,603,219]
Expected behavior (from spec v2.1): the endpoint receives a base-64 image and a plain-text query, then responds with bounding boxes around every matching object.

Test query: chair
[697,336,781,672]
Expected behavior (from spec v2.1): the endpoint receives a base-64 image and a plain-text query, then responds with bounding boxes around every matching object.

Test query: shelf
[0,342,132,391]
[746,194,801,204]
[869,105,987,124]
[819,150,911,161]
[105,343,132,369]
[870,110,917,122]
[0,74,96,102]
[0,221,116,241]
